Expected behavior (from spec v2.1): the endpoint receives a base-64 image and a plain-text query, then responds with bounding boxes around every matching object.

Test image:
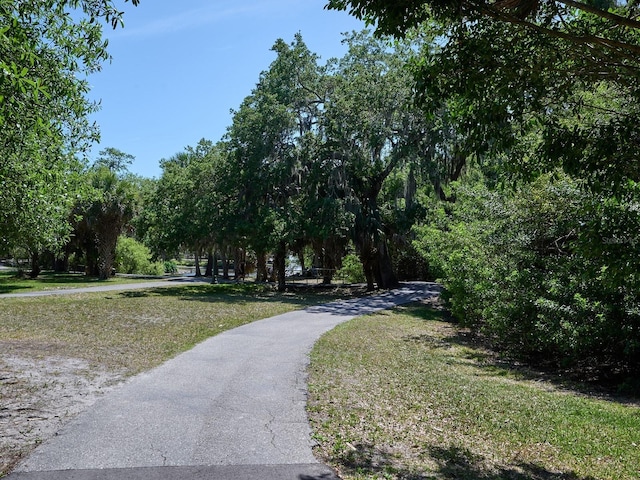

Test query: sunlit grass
[307,302,640,480]
[0,270,164,294]
[0,283,353,375]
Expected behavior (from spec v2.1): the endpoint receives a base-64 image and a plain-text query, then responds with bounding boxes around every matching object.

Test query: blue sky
[88,0,365,178]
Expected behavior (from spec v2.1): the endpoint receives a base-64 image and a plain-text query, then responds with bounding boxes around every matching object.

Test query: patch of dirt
[0,353,124,476]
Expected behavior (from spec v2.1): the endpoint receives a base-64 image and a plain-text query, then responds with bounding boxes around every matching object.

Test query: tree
[327,0,640,66]
[148,140,226,275]
[221,32,434,290]
[88,166,136,279]
[224,34,327,290]
[0,0,138,270]
[328,0,640,191]
[0,144,84,277]
[333,1,640,379]
[319,31,424,289]
[69,151,137,279]
[95,147,135,173]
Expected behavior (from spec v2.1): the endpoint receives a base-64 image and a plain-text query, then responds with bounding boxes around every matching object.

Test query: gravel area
[0,351,124,474]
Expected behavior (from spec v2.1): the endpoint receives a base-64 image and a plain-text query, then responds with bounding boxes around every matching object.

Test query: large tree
[0,0,139,263]
[224,34,327,290]
[148,140,224,276]
[327,0,640,189]
[327,0,640,61]
[329,1,640,376]
[320,32,424,289]
[70,149,137,279]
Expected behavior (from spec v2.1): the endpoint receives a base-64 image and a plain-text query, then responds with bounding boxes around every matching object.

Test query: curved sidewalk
[0,276,208,298]
[7,282,440,480]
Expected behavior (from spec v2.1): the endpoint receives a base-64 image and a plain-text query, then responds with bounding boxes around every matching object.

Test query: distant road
[0,276,210,298]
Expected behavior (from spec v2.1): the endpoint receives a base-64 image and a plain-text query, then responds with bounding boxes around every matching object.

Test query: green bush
[163,260,178,274]
[115,236,163,276]
[414,173,640,375]
[337,253,366,284]
[145,261,165,276]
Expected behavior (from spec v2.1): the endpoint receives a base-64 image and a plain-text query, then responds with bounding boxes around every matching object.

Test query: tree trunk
[29,251,41,279]
[54,252,69,273]
[376,239,399,289]
[194,252,202,277]
[255,251,268,282]
[205,250,214,277]
[97,231,117,280]
[362,259,376,291]
[212,251,219,280]
[358,240,377,291]
[274,240,287,292]
[298,251,305,276]
[221,250,229,279]
[234,248,245,282]
[321,241,334,285]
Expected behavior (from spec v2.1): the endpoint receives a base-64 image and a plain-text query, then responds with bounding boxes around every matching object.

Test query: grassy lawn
[307,300,640,480]
[0,282,358,475]
[0,270,165,294]
[0,282,355,374]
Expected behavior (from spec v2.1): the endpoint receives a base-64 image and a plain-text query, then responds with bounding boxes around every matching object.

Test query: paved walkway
[0,276,209,298]
[6,282,440,480]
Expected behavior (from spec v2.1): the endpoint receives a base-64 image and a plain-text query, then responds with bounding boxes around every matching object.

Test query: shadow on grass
[426,445,595,480]
[336,443,594,480]
[0,271,130,294]
[0,284,31,294]
[116,282,363,310]
[400,302,640,405]
[29,273,98,284]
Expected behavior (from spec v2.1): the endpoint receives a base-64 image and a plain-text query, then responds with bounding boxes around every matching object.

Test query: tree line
[139,32,435,292]
[2,0,640,384]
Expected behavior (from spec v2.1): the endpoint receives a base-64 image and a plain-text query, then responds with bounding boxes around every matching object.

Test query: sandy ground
[0,351,124,475]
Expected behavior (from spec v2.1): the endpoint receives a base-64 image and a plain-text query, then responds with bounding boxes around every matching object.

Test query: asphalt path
[6,282,440,480]
[0,276,208,298]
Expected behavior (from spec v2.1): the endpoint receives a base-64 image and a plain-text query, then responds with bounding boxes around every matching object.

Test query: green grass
[0,282,359,475]
[0,271,164,294]
[307,302,640,480]
[0,282,354,374]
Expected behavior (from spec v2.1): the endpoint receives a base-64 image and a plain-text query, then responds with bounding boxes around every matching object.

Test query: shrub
[115,236,162,276]
[163,260,178,274]
[144,261,165,276]
[337,253,366,284]
[413,173,640,376]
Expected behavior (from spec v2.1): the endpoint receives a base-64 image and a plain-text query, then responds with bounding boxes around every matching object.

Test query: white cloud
[113,1,297,39]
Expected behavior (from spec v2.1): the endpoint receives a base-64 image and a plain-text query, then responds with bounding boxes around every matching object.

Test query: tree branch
[554,0,640,31]
[479,3,640,60]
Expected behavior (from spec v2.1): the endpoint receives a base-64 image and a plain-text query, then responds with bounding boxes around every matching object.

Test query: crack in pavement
[7,282,440,476]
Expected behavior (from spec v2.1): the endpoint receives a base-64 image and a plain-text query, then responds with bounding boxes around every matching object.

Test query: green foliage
[414,173,640,373]
[115,235,164,276]
[329,0,640,381]
[163,260,178,274]
[95,147,135,174]
[0,1,138,259]
[327,0,640,77]
[68,159,138,279]
[146,139,224,260]
[337,253,366,284]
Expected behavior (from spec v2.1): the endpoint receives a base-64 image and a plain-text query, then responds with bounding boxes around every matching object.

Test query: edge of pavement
[5,463,340,480]
[4,282,440,480]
